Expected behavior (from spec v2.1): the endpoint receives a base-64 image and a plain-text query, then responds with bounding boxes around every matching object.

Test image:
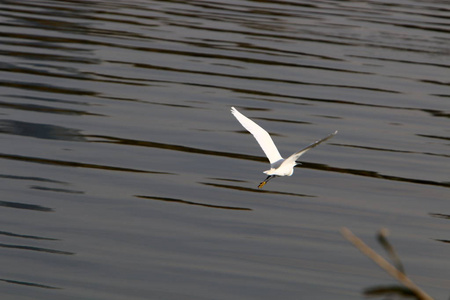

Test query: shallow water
[0,1,449,299]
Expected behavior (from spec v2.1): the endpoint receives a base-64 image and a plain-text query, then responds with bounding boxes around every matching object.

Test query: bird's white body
[264,159,294,176]
[231,106,337,188]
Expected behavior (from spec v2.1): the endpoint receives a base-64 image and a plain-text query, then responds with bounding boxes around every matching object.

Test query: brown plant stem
[340,227,433,300]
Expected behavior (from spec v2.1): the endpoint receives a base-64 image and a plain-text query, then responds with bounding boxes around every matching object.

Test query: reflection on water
[0,174,67,184]
[0,200,53,212]
[0,0,449,299]
[303,162,450,188]
[0,99,101,116]
[90,133,450,188]
[200,181,315,197]
[430,214,450,244]
[0,119,86,141]
[0,231,58,241]
[29,185,84,194]
[0,278,61,290]
[0,152,155,173]
[0,243,73,256]
[430,213,450,220]
[136,195,252,211]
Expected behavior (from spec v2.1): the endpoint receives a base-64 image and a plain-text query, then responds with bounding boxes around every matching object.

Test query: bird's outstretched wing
[231,107,283,165]
[283,130,337,166]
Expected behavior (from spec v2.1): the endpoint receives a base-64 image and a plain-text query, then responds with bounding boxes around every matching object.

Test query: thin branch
[377,228,405,273]
[340,227,434,300]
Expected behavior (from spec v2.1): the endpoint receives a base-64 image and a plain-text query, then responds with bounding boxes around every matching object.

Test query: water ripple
[0,278,61,290]
[0,0,449,299]
[136,195,251,211]
[0,153,168,174]
[0,243,73,255]
[0,200,53,212]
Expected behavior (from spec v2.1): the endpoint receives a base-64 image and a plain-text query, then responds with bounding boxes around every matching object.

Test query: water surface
[0,1,449,299]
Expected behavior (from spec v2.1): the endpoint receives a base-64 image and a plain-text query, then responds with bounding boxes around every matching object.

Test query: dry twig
[340,227,433,300]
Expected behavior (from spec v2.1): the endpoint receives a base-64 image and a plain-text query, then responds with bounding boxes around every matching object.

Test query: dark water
[0,1,449,299]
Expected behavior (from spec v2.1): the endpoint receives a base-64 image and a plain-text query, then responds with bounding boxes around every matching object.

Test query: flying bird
[231,106,337,188]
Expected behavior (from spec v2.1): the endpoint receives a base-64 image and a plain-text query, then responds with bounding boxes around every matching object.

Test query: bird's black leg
[258,175,275,189]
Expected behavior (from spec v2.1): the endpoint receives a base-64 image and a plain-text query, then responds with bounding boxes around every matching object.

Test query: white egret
[231,107,337,188]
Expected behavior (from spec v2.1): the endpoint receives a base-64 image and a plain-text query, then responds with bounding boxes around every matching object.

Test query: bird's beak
[258,175,274,189]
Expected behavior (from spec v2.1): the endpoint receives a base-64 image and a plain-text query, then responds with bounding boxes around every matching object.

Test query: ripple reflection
[0,200,53,212]
[135,195,251,211]
[0,278,61,290]
[0,243,73,255]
